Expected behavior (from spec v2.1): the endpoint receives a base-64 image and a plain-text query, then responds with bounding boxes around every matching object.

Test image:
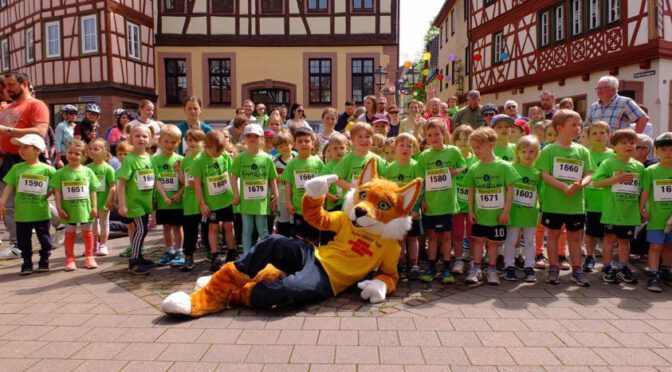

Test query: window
[81,15,98,54]
[589,0,600,30]
[554,5,565,41]
[212,0,233,13]
[539,10,550,47]
[571,0,583,36]
[127,22,141,60]
[492,30,504,64]
[445,19,449,42]
[308,59,332,104]
[444,64,449,88]
[208,59,231,105]
[351,58,374,104]
[45,21,61,58]
[440,26,443,47]
[464,0,468,20]
[464,46,470,74]
[353,0,373,10]
[451,61,456,84]
[1,39,9,72]
[164,0,185,12]
[261,0,283,13]
[607,0,620,23]
[451,10,455,34]
[26,28,35,63]
[307,0,328,11]
[165,58,187,105]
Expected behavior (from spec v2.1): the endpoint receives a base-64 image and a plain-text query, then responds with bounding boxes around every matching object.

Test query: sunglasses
[506,106,516,109]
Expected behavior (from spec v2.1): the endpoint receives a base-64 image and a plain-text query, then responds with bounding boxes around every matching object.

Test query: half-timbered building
[0,0,156,128]
[432,0,470,102]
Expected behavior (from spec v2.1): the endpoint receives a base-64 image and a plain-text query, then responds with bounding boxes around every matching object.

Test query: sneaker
[210,253,225,272]
[582,256,596,273]
[93,243,100,256]
[52,226,66,247]
[441,268,455,284]
[181,256,195,272]
[20,262,33,275]
[571,271,591,287]
[616,266,638,284]
[138,255,155,267]
[128,262,152,275]
[171,251,186,267]
[486,267,500,285]
[420,268,437,282]
[534,255,546,269]
[158,251,175,266]
[225,249,239,263]
[452,259,465,275]
[504,266,517,281]
[465,267,482,285]
[600,267,617,283]
[85,256,98,269]
[546,267,560,284]
[119,246,132,257]
[648,273,662,292]
[0,245,22,260]
[496,254,505,271]
[64,259,77,271]
[558,255,571,271]
[37,259,50,273]
[97,244,109,256]
[407,265,421,280]
[524,267,537,283]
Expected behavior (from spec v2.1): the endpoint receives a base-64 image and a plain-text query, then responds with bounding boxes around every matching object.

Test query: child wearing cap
[491,114,516,162]
[511,119,530,144]
[372,114,389,137]
[0,135,56,275]
[231,124,279,253]
[263,129,276,154]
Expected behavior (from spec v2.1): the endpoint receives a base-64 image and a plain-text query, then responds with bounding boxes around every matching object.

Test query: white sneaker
[0,245,21,260]
[52,226,65,247]
[97,244,109,256]
[452,260,465,275]
[486,268,501,286]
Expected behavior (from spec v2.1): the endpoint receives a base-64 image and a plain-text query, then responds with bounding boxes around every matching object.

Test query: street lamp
[406,68,420,84]
[374,65,388,94]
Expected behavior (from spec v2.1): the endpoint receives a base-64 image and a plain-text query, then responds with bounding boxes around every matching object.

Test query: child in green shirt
[178,128,206,271]
[593,129,644,285]
[0,135,56,275]
[52,139,100,271]
[231,124,279,253]
[87,138,116,257]
[282,127,323,244]
[464,127,520,286]
[273,131,295,238]
[451,125,477,276]
[536,110,595,286]
[491,114,516,162]
[335,122,386,191]
[153,125,186,267]
[317,132,348,246]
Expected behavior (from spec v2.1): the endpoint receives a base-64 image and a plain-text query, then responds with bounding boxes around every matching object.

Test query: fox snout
[354,206,367,218]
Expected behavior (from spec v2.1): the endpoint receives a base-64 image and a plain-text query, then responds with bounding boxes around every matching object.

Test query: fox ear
[359,157,378,185]
[398,178,423,214]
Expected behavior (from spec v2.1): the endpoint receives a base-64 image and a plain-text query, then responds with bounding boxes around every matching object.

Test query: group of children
[4,100,672,294]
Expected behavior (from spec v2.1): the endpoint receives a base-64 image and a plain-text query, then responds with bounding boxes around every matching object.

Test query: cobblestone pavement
[2,230,672,371]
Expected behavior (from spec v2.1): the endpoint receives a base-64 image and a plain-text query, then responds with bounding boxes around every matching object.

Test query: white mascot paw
[161,291,192,316]
[195,275,212,290]
[305,175,338,199]
[357,279,387,304]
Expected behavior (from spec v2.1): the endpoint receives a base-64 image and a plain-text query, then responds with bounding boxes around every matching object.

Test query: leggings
[65,223,93,232]
[182,214,201,257]
[130,215,149,262]
[451,213,472,242]
[504,226,536,268]
[93,209,110,242]
[242,214,269,254]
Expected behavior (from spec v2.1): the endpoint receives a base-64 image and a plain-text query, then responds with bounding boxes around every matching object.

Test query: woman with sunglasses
[55,104,79,168]
[286,103,310,134]
[386,105,401,137]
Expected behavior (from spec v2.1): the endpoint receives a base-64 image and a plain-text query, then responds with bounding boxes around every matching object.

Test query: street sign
[634,70,655,79]
[78,96,100,102]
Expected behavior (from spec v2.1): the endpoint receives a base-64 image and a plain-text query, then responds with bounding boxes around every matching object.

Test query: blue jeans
[241,214,269,253]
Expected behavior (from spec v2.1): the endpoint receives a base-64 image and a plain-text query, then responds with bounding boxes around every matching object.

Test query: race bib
[476,187,504,209]
[160,172,179,192]
[244,180,267,200]
[611,172,639,195]
[553,157,584,182]
[18,174,48,196]
[456,186,469,202]
[207,174,230,196]
[294,169,315,189]
[513,184,537,207]
[425,168,452,191]
[95,175,106,192]
[653,179,672,202]
[136,169,155,190]
[63,180,89,201]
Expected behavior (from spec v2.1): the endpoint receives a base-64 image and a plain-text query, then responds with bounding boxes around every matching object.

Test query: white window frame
[572,0,583,35]
[26,28,35,63]
[555,5,565,41]
[80,14,98,54]
[493,31,504,64]
[450,9,455,35]
[539,11,550,47]
[45,21,62,58]
[127,21,141,60]
[607,0,620,23]
[1,39,9,72]
[589,0,600,30]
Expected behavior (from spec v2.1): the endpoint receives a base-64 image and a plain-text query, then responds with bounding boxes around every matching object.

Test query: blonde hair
[587,120,611,136]
[452,124,474,144]
[514,135,541,165]
[159,124,181,141]
[90,138,111,161]
[469,126,498,144]
[323,132,349,161]
[551,109,581,132]
[528,106,543,116]
[130,123,151,137]
[395,132,419,154]
[67,139,89,161]
[349,122,374,137]
[372,133,386,146]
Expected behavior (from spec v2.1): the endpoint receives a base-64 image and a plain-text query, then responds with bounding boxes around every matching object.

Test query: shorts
[423,214,452,233]
[206,206,234,224]
[647,230,672,245]
[119,215,134,225]
[605,224,637,239]
[407,219,422,237]
[541,212,585,232]
[585,212,605,238]
[156,209,184,225]
[471,223,507,242]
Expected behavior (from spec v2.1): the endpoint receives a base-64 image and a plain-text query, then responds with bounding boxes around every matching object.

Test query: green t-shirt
[494,143,516,162]
[510,164,541,228]
[153,152,184,210]
[464,158,520,226]
[416,145,466,216]
[593,156,644,226]
[191,151,234,211]
[454,155,478,213]
[335,151,386,187]
[231,151,278,215]
[642,163,672,231]
[281,156,323,215]
[536,143,595,215]
[321,159,343,211]
[181,154,200,216]
[2,162,55,222]
[117,152,155,218]
[585,149,614,212]
[87,162,116,211]
[384,159,421,212]
[50,166,100,224]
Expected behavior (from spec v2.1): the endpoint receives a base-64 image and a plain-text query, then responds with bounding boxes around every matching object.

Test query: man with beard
[0,72,50,256]
[74,103,101,144]
[423,97,451,131]
[540,90,557,120]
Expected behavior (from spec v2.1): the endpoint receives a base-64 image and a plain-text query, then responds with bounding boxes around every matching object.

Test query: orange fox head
[343,158,423,240]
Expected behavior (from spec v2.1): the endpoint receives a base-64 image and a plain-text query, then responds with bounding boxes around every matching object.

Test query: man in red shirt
[423,97,451,132]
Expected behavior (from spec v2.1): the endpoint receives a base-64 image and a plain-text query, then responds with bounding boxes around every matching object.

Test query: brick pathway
[2,230,672,371]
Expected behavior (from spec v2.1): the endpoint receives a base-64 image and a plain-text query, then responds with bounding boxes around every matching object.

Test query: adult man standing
[377,96,388,114]
[336,100,355,132]
[504,100,521,119]
[584,76,648,133]
[453,90,485,129]
[423,97,451,130]
[0,72,50,254]
[540,90,556,120]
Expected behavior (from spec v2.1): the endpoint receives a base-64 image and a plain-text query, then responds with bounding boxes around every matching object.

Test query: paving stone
[276,330,319,345]
[245,345,293,363]
[477,331,523,347]
[334,345,379,364]
[317,330,358,345]
[71,341,128,360]
[25,359,84,372]
[156,343,210,362]
[289,345,335,363]
[358,330,399,346]
[167,361,219,372]
[437,331,483,346]
[236,329,280,345]
[156,328,204,343]
[0,358,39,372]
[121,361,173,372]
[39,326,92,341]
[550,347,607,366]
[506,346,562,365]
[29,341,88,359]
[196,329,242,344]
[378,345,424,364]
[202,345,251,363]
[464,347,516,365]
[73,360,129,372]
[0,340,47,357]
[114,342,169,361]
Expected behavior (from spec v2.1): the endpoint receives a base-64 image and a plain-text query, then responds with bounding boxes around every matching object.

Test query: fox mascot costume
[162,158,422,316]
